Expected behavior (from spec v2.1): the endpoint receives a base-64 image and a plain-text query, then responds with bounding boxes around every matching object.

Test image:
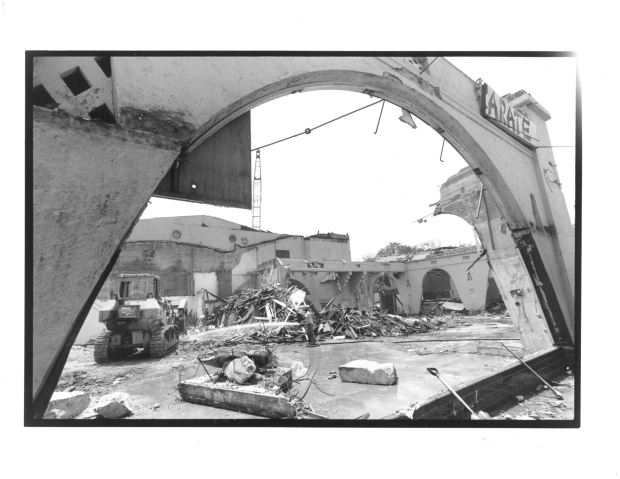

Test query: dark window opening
[94,56,112,77]
[88,104,116,124]
[120,281,130,298]
[60,66,91,96]
[422,268,458,301]
[276,249,290,259]
[32,84,59,109]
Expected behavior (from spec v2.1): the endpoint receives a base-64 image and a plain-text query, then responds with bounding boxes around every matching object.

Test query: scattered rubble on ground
[53,287,572,421]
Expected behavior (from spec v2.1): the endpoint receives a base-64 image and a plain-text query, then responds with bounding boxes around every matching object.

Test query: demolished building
[77,169,512,344]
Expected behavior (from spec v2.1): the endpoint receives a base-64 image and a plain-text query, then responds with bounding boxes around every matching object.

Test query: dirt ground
[54,313,574,420]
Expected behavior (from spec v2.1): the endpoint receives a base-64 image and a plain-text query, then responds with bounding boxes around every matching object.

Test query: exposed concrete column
[509,93,575,340]
[436,168,555,352]
[32,108,181,413]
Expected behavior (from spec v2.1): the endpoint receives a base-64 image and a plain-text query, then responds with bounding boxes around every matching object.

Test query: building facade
[77,214,502,344]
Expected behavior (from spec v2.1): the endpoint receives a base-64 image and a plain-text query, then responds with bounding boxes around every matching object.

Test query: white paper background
[1,1,616,477]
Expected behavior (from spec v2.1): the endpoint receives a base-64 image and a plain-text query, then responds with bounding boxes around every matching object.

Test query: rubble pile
[315,305,435,339]
[200,284,450,346]
[213,284,303,327]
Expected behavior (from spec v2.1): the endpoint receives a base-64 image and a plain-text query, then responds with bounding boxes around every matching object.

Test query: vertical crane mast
[252,149,262,230]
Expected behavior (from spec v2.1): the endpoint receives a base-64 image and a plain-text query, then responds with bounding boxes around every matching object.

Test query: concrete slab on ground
[54,316,549,420]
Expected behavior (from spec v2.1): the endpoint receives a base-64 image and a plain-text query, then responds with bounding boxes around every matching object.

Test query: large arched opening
[185,69,527,230]
[422,268,459,302]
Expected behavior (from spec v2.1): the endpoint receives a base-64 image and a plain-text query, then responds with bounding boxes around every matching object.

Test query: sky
[141,56,576,261]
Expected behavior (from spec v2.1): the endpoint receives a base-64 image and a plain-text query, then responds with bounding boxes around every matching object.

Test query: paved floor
[58,315,558,420]
[268,337,519,419]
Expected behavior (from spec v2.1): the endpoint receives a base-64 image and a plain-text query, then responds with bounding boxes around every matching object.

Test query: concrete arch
[367,272,399,296]
[186,69,527,229]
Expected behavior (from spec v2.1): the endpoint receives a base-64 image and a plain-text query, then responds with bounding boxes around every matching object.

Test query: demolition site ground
[56,313,574,420]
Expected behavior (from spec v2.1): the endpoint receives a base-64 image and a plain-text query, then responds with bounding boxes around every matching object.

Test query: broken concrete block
[339,360,398,385]
[179,376,297,419]
[224,356,256,384]
[93,392,133,418]
[442,302,465,312]
[44,390,91,419]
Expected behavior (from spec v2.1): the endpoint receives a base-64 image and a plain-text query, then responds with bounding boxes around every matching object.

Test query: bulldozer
[94,273,179,363]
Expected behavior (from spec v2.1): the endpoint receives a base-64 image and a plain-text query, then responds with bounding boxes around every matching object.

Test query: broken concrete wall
[129,217,282,250]
[277,254,493,316]
[97,231,352,300]
[98,241,262,298]
[283,267,412,314]
[304,237,352,261]
[436,167,555,352]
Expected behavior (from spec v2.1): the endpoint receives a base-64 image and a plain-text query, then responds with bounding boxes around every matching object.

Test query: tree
[376,242,415,257]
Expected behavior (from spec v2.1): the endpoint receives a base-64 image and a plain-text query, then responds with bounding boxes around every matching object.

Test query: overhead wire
[374,100,386,134]
[250,98,384,152]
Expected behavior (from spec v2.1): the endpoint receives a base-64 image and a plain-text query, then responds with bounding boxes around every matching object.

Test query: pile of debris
[212,284,304,327]
[314,304,435,339]
[420,299,467,315]
[195,287,449,347]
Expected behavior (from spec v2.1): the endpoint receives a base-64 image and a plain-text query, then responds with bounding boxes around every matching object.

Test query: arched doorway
[372,273,399,314]
[422,268,459,302]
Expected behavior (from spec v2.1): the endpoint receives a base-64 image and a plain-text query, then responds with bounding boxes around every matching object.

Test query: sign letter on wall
[479,84,536,147]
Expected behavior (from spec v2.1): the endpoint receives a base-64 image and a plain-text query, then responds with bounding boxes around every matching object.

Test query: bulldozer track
[149,326,178,358]
[94,331,112,363]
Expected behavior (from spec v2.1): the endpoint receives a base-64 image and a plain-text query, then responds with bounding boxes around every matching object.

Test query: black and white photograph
[9,1,620,477]
[26,53,578,424]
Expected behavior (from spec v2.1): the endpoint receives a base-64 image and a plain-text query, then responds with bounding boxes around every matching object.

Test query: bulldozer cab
[115,274,161,300]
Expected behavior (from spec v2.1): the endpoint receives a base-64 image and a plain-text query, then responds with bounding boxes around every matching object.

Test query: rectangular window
[276,249,290,259]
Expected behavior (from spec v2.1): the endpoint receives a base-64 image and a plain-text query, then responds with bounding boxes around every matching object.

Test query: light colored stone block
[339,360,398,385]
[44,390,91,419]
